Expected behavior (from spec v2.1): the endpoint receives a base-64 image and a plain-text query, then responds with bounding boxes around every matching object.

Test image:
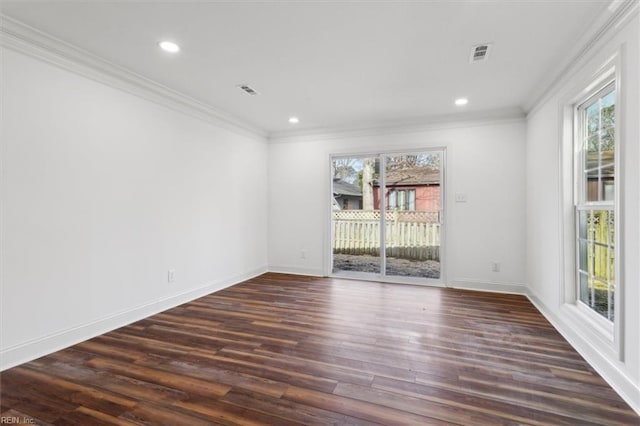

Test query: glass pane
[332,156,381,275]
[601,164,614,201]
[604,182,614,201]
[579,272,589,304]
[601,126,615,153]
[594,244,608,281]
[585,166,600,202]
[586,133,599,153]
[577,209,615,321]
[601,90,615,125]
[578,210,587,240]
[593,281,609,318]
[384,152,441,279]
[609,285,616,322]
[586,276,595,307]
[585,165,613,202]
[586,103,599,137]
[594,210,609,242]
[578,240,587,271]
[607,211,615,247]
[581,87,615,204]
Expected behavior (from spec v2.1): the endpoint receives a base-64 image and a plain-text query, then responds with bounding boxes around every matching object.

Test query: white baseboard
[0,266,267,371]
[448,278,528,295]
[267,265,325,277]
[526,289,640,415]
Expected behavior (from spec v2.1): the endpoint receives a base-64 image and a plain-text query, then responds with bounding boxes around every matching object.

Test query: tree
[362,158,375,210]
[332,158,359,183]
[586,95,615,152]
[386,153,440,171]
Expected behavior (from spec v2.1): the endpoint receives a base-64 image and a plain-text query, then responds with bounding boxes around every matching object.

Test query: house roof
[374,168,440,187]
[333,179,362,197]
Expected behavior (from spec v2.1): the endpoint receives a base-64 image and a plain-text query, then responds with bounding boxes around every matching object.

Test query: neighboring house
[373,168,440,211]
[587,150,614,201]
[332,179,363,210]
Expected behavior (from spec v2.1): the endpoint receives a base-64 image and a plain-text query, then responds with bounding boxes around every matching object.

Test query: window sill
[560,302,621,361]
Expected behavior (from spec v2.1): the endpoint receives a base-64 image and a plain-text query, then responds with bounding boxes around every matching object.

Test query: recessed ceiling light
[455,98,469,106]
[159,41,180,53]
[288,116,300,124]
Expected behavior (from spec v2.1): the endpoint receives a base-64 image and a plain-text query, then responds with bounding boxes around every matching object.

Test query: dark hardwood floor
[1,273,638,425]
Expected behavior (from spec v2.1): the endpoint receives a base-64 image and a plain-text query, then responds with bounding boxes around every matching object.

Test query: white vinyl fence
[332,210,440,261]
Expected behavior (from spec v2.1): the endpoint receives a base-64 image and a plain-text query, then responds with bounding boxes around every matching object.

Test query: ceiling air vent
[237,84,259,95]
[469,43,493,63]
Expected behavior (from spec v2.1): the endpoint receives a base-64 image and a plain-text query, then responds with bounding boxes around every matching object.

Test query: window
[575,81,617,323]
[388,189,416,211]
[330,150,444,282]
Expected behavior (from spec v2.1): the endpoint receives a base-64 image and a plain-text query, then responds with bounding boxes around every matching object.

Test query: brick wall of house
[373,185,440,211]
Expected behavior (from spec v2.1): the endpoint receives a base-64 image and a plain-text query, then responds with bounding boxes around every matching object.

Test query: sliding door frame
[327,147,446,287]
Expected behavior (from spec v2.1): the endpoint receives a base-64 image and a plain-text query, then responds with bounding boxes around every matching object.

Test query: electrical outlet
[455,193,468,203]
[300,250,307,260]
[491,262,500,272]
[168,269,176,283]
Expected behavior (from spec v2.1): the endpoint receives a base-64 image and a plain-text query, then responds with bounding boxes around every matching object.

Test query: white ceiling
[1,1,612,136]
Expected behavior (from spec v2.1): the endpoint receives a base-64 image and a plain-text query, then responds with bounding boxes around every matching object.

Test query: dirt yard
[333,253,440,279]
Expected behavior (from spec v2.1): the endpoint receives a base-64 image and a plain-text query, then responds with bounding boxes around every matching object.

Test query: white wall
[2,6,636,413]
[268,119,527,292]
[526,12,639,411]
[0,47,269,369]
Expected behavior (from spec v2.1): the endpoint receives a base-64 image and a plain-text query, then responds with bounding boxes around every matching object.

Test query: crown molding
[268,107,526,144]
[524,0,639,115]
[0,14,268,141]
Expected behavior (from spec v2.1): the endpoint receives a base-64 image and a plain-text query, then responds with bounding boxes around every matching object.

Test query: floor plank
[1,273,638,425]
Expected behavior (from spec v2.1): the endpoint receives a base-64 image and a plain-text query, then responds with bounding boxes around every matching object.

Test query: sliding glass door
[331,150,443,283]
[331,156,381,275]
[383,152,442,280]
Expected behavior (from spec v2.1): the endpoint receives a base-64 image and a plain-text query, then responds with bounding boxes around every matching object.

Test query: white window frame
[574,81,617,332]
[559,52,623,359]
